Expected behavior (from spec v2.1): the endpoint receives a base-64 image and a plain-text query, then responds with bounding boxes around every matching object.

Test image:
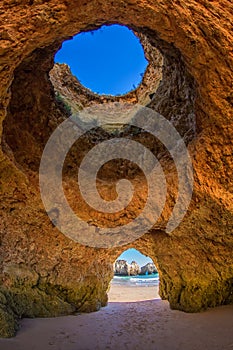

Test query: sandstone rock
[114,260,141,276]
[114,260,130,276]
[113,260,140,276]
[0,0,232,338]
[129,261,141,276]
[140,263,158,275]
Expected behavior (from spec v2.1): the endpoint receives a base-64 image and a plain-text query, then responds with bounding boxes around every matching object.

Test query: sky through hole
[55,24,148,96]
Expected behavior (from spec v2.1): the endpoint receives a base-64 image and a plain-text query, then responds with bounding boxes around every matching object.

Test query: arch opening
[108,248,160,303]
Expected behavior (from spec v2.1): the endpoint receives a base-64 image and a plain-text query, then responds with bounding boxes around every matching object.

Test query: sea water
[112,273,159,287]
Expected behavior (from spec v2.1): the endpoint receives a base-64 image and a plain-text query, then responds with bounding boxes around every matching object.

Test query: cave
[0,0,232,338]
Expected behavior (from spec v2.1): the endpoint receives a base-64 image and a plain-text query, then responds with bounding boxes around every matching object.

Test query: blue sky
[55,24,148,95]
[117,248,153,267]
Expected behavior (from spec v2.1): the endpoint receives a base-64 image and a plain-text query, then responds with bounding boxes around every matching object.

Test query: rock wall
[0,0,232,338]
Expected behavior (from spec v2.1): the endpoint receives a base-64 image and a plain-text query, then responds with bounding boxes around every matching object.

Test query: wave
[112,273,159,286]
[129,277,159,282]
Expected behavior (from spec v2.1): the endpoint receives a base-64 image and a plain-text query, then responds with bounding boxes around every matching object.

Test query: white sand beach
[0,284,233,350]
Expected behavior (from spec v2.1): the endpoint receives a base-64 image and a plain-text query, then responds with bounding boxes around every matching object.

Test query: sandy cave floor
[0,284,233,350]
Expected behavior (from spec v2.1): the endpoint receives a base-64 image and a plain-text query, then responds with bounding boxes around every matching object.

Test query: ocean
[112,273,159,287]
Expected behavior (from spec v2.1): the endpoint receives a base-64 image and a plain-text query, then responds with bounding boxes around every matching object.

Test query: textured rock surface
[129,261,141,276]
[114,260,130,276]
[140,262,158,275]
[114,260,141,276]
[0,0,233,338]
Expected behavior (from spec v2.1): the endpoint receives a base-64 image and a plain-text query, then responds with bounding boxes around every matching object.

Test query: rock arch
[0,0,232,337]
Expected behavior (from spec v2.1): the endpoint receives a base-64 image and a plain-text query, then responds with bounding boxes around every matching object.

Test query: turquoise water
[112,273,159,287]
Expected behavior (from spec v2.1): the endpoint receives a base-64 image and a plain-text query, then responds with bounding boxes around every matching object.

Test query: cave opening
[2,23,196,174]
[108,248,160,302]
[54,24,149,96]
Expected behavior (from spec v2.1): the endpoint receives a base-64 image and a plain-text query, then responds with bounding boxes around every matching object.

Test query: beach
[0,282,233,350]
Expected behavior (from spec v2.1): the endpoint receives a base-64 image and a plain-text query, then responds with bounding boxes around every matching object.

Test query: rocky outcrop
[114,260,140,276]
[114,260,157,276]
[114,260,130,276]
[130,261,141,276]
[140,263,158,275]
[0,0,232,338]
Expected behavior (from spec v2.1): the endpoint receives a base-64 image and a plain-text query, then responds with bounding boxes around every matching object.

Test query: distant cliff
[114,260,158,276]
[139,263,158,275]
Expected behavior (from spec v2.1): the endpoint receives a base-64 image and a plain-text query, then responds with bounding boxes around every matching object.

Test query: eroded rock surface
[114,260,141,276]
[114,260,157,276]
[0,0,232,338]
[140,263,158,275]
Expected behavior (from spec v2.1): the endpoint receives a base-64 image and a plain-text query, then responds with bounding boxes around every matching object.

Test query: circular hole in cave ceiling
[2,24,196,175]
[55,24,148,96]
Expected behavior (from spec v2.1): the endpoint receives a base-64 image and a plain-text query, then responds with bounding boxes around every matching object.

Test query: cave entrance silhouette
[108,248,160,303]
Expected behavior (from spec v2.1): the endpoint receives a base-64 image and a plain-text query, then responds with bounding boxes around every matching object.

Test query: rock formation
[114,260,157,276]
[129,261,141,276]
[114,260,130,276]
[140,263,158,275]
[114,260,140,276]
[0,0,232,338]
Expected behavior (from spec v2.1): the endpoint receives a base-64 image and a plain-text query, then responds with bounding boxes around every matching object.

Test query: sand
[1,284,233,350]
